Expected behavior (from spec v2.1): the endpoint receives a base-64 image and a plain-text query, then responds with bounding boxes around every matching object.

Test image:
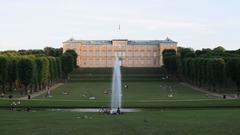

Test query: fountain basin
[49,108,141,113]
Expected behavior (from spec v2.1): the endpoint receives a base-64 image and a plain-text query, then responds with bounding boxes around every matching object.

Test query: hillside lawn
[1,81,240,109]
[35,81,218,101]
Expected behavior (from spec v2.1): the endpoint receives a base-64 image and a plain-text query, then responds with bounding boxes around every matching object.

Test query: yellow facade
[63,38,177,67]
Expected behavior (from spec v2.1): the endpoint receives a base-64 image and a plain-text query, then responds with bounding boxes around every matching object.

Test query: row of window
[82,51,157,57]
[82,59,157,65]
[80,45,157,50]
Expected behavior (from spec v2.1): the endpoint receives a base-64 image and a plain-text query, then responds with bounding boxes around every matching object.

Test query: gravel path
[18,83,64,100]
[180,82,236,99]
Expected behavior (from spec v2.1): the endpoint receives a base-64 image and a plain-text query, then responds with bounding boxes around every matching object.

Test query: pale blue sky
[0,0,240,50]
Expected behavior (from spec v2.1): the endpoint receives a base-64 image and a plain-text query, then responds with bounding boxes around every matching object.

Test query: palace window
[83,51,87,57]
[95,51,99,57]
[89,51,93,57]
[118,51,122,57]
[145,60,148,64]
[122,59,125,65]
[154,58,157,65]
[107,59,112,65]
[128,51,133,57]
[107,51,112,57]
[153,52,157,57]
[134,51,138,56]
[147,60,151,64]
[96,60,99,65]
[129,60,133,65]
[122,52,126,57]
[135,60,138,64]
[101,51,106,56]
[89,60,92,65]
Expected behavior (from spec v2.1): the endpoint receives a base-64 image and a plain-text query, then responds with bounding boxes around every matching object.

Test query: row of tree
[0,48,77,95]
[163,46,240,94]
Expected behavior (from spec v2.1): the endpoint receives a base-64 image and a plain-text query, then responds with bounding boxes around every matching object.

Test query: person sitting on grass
[9,95,13,99]
[1,93,5,98]
[28,95,31,100]
[117,107,121,114]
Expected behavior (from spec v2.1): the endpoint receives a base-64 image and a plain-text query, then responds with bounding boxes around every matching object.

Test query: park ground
[0,109,240,135]
[1,68,240,135]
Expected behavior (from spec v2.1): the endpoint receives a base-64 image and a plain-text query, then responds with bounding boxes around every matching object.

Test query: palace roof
[63,38,177,45]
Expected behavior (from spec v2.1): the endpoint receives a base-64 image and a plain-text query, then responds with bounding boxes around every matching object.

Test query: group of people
[99,107,122,115]
[1,93,14,99]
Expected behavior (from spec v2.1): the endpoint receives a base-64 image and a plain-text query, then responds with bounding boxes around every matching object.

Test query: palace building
[63,38,177,67]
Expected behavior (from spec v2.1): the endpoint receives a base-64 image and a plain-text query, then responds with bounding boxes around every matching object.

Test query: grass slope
[35,81,217,101]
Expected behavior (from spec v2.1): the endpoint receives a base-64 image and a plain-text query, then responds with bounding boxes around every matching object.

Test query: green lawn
[2,81,239,109]
[1,80,240,135]
[0,109,240,135]
[35,81,218,101]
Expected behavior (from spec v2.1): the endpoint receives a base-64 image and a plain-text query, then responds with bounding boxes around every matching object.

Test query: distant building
[63,38,177,67]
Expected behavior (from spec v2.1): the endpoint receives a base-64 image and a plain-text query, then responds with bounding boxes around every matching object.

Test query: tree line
[0,47,77,95]
[163,46,240,95]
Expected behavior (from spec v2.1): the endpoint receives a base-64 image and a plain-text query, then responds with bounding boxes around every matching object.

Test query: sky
[0,0,240,51]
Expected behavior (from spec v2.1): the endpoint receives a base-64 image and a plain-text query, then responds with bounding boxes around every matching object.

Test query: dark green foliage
[0,56,9,93]
[164,46,240,94]
[7,57,18,91]
[213,46,225,53]
[212,58,225,88]
[0,47,67,95]
[185,52,196,58]
[163,49,176,57]
[163,49,179,75]
[178,47,195,59]
[44,47,63,57]
[163,55,180,75]
[181,57,226,92]
[18,58,35,94]
[42,57,49,86]
[226,58,240,93]
[65,49,78,67]
[47,57,56,84]
[56,57,62,78]
[35,57,45,90]
[61,53,74,79]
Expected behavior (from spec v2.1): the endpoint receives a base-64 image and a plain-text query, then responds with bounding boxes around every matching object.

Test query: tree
[47,57,55,86]
[35,57,44,91]
[185,52,196,58]
[42,57,49,90]
[178,48,195,59]
[213,46,225,53]
[18,58,35,95]
[7,57,18,92]
[44,47,63,57]
[206,59,214,90]
[163,49,176,57]
[65,49,78,67]
[226,58,240,95]
[44,47,56,57]
[0,56,9,93]
[55,57,62,78]
[212,58,225,92]
[61,54,74,80]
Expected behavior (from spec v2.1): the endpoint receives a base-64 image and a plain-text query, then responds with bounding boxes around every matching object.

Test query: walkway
[180,82,236,99]
[18,83,64,100]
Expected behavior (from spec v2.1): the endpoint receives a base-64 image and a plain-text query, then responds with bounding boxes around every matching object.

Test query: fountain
[49,57,141,113]
[110,57,122,114]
